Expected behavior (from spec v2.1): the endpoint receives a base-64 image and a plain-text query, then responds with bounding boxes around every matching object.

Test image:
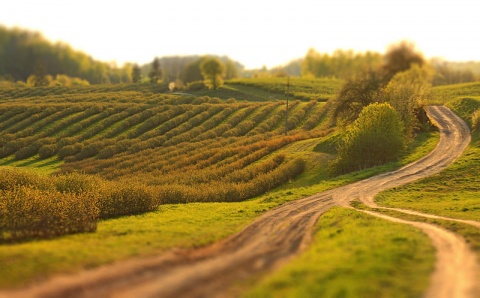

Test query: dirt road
[2,106,478,298]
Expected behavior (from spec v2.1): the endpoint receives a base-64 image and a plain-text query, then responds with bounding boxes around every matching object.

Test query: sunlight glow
[1,0,479,68]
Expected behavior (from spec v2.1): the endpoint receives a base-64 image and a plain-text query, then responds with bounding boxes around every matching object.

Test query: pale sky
[1,0,479,69]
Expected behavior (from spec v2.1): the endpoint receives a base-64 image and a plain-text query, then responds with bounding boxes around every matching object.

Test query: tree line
[0,26,243,88]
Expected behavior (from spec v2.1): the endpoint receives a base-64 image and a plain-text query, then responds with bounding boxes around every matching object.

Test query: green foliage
[382,41,426,81]
[0,186,98,242]
[382,64,433,139]
[187,80,207,91]
[131,64,141,83]
[0,26,131,84]
[97,183,157,219]
[333,103,405,173]
[200,57,225,89]
[149,58,162,83]
[302,48,383,79]
[331,70,384,123]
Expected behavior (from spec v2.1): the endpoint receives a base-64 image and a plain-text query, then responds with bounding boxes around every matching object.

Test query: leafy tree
[200,57,225,89]
[382,41,425,82]
[149,58,162,83]
[333,102,405,173]
[132,64,141,83]
[331,70,384,123]
[382,64,433,140]
[181,58,205,83]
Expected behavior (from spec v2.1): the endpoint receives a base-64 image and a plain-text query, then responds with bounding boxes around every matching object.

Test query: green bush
[14,145,40,160]
[0,186,98,242]
[38,144,58,159]
[333,103,406,173]
[97,183,158,219]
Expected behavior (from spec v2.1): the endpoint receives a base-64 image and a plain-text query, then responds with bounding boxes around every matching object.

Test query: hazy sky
[1,0,479,69]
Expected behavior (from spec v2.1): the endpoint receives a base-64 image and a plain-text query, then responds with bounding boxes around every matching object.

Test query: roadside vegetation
[375,95,480,222]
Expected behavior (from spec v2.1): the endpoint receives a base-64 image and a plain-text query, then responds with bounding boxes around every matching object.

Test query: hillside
[0,83,335,205]
[1,80,480,297]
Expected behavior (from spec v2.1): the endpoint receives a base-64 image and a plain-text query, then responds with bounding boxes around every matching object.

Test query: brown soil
[2,106,478,298]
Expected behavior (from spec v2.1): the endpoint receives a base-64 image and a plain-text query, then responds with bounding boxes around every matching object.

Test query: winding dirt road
[2,106,478,298]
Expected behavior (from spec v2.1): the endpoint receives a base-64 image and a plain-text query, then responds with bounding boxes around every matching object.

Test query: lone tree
[382,41,425,82]
[331,69,384,124]
[131,64,141,83]
[149,58,162,83]
[200,57,225,89]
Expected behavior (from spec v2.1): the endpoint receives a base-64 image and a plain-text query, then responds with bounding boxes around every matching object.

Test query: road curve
[1,106,478,298]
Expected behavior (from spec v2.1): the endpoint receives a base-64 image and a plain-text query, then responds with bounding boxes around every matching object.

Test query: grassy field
[0,79,473,297]
[0,127,439,290]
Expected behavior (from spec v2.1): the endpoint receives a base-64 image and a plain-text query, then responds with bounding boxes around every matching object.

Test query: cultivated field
[1,81,480,297]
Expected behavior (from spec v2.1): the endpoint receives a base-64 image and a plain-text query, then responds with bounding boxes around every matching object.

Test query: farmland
[0,79,480,297]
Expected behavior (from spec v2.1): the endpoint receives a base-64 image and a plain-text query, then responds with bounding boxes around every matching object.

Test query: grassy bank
[244,208,434,298]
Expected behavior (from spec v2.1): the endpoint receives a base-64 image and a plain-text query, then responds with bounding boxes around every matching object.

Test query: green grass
[432,82,480,104]
[376,136,480,221]
[187,84,290,101]
[0,130,440,289]
[243,207,435,298]
[0,156,62,175]
[0,200,274,288]
[353,205,480,257]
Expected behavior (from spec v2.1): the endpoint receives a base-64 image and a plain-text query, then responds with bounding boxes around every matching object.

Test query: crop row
[0,99,326,163]
[227,77,342,102]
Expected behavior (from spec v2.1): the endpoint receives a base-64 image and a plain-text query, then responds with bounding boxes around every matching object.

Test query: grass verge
[243,207,435,298]
[376,136,480,221]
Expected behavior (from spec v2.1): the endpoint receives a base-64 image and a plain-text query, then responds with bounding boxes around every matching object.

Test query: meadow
[1,79,479,297]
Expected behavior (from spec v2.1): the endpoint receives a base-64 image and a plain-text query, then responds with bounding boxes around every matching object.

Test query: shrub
[58,143,83,159]
[333,103,406,173]
[97,183,158,219]
[0,186,98,242]
[14,144,40,160]
[39,144,58,159]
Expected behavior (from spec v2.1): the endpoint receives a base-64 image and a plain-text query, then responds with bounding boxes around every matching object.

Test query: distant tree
[28,61,50,87]
[200,57,225,89]
[148,58,162,83]
[181,58,205,83]
[382,41,425,82]
[132,64,141,83]
[224,59,240,79]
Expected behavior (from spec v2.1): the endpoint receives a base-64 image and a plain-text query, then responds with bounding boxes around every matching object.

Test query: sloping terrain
[2,106,476,298]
